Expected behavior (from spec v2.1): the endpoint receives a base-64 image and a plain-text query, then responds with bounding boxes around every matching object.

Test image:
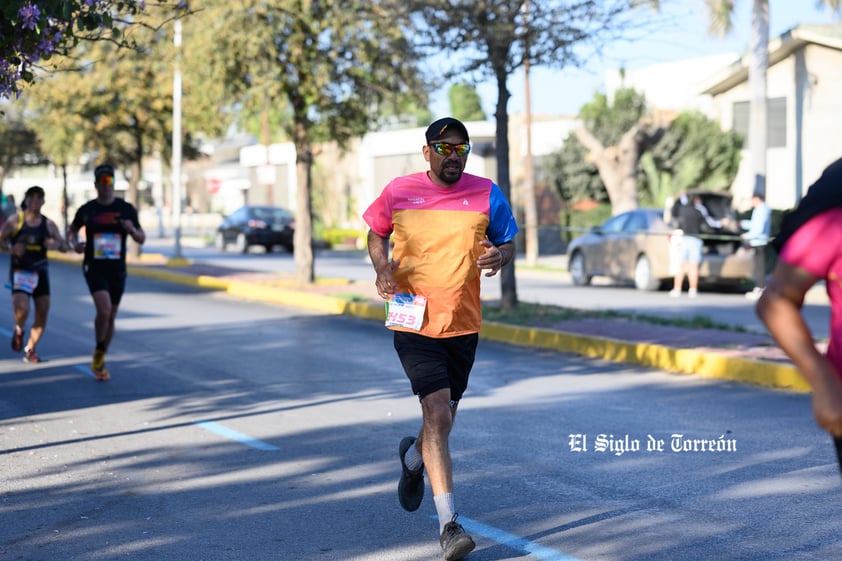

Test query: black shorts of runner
[393,331,479,403]
[83,269,127,305]
[10,269,50,298]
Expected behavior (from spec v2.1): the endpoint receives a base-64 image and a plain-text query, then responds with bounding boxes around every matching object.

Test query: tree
[448,83,486,122]
[571,88,672,214]
[0,106,47,194]
[704,0,842,202]
[406,0,655,309]
[199,0,426,286]
[0,0,185,100]
[25,9,193,252]
[640,110,743,205]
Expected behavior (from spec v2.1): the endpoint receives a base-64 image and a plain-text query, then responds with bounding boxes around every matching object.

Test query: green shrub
[321,228,365,248]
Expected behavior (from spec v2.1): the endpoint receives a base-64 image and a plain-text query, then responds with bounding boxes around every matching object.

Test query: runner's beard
[438,162,463,185]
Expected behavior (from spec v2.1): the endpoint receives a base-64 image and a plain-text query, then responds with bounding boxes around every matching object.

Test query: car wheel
[569,251,591,286]
[214,232,226,252]
[634,254,660,291]
[234,233,248,253]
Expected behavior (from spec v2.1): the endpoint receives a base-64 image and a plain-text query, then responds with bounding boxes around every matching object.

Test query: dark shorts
[10,268,50,298]
[393,331,479,403]
[83,268,127,306]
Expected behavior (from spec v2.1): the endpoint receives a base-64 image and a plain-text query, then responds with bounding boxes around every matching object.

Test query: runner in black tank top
[0,186,69,363]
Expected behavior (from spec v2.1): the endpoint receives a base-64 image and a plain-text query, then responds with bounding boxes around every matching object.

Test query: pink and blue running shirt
[363,171,518,338]
[780,207,842,376]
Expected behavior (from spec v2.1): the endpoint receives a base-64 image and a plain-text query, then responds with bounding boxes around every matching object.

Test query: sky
[433,0,841,119]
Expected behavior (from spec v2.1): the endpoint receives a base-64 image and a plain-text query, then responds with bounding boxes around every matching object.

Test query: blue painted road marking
[73,364,96,378]
[439,515,586,561]
[196,421,280,451]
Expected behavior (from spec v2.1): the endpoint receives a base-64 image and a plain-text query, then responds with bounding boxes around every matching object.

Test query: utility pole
[522,0,539,266]
[171,18,183,258]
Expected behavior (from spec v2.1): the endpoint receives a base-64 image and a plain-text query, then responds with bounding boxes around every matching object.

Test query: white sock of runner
[434,493,456,534]
[404,441,423,472]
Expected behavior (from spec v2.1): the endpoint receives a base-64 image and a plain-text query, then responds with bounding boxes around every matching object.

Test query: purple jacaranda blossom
[18,3,42,31]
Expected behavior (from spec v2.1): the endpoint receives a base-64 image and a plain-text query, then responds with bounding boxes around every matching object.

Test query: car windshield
[600,213,631,233]
[252,207,292,222]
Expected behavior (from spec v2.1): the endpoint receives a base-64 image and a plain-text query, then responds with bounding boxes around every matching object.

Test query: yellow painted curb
[479,322,810,393]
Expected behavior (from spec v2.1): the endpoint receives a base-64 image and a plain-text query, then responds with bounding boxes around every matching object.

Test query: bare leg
[91,290,117,351]
[12,292,30,333]
[26,294,50,350]
[688,262,700,292]
[417,388,457,496]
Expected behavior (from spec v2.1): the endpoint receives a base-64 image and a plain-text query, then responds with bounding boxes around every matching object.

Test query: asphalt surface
[2,256,842,561]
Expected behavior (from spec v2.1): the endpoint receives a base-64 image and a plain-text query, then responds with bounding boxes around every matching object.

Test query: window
[731,97,787,148]
[624,211,649,233]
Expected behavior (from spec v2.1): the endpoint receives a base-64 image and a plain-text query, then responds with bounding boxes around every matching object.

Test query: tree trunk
[128,156,143,258]
[575,127,639,215]
[521,1,539,266]
[575,112,673,215]
[293,119,315,286]
[494,66,518,310]
[747,0,769,202]
[522,53,539,267]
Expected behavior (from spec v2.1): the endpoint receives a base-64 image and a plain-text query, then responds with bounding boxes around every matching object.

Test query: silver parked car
[566,195,754,291]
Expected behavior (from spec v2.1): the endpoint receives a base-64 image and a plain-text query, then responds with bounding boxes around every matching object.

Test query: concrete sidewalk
[53,249,809,395]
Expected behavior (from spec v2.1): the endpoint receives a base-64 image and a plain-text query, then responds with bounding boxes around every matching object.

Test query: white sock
[434,493,456,534]
[405,441,423,472]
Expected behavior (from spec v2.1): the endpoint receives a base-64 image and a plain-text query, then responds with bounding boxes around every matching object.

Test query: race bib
[385,293,427,331]
[12,270,39,294]
[93,233,122,260]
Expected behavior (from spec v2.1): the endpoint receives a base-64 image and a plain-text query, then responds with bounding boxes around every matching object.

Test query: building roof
[702,24,842,95]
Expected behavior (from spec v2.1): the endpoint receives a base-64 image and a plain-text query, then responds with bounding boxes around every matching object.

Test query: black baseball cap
[94,163,115,179]
[425,117,470,143]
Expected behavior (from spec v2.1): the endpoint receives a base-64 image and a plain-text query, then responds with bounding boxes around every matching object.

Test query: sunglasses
[428,142,471,157]
[97,175,114,186]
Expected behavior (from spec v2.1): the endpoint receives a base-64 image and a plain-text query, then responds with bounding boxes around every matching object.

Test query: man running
[68,164,146,381]
[0,185,69,363]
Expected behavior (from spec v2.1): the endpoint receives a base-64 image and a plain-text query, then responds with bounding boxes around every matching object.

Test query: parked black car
[214,205,295,253]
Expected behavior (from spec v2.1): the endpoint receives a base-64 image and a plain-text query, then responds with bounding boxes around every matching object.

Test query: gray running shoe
[440,514,475,560]
[398,436,424,511]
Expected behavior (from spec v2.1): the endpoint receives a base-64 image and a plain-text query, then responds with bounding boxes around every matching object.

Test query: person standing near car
[741,192,772,300]
[68,163,146,381]
[669,193,727,298]
[0,186,69,363]
[363,117,518,561]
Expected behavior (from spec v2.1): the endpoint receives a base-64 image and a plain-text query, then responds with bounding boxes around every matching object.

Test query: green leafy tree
[448,83,485,122]
[0,106,46,194]
[573,88,672,214]
[24,85,88,230]
[26,10,198,251]
[640,110,743,206]
[198,0,426,286]
[406,0,656,309]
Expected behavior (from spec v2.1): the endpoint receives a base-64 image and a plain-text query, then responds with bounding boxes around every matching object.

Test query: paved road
[1,257,841,560]
[145,239,831,340]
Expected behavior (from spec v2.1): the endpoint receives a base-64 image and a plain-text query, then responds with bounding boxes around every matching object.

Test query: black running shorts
[393,331,479,402]
[83,268,127,306]
[9,268,50,298]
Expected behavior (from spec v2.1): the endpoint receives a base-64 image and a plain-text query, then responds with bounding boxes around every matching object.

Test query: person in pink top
[757,158,842,443]
[364,117,518,561]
